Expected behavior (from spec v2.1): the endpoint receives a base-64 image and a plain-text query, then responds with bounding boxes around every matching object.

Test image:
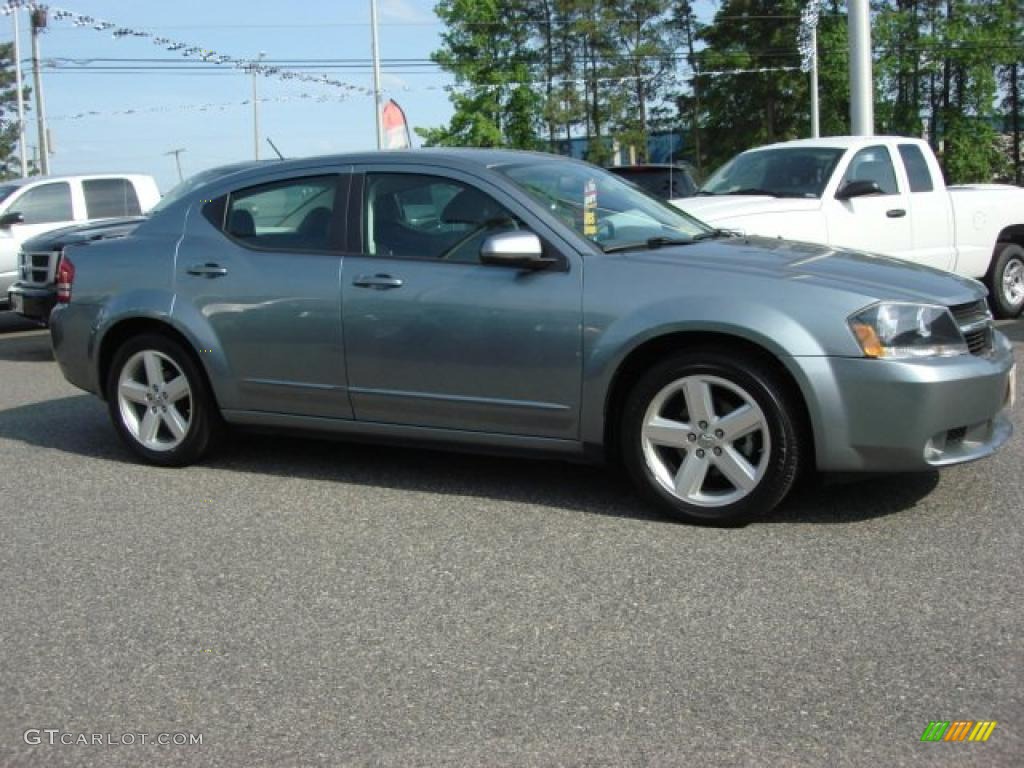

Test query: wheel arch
[601,330,816,469]
[995,225,1024,249]
[97,316,220,408]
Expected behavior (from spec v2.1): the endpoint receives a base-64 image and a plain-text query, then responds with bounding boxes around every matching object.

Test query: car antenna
[266,137,285,160]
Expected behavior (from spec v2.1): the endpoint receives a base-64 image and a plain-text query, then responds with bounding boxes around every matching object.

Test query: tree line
[419,0,1023,185]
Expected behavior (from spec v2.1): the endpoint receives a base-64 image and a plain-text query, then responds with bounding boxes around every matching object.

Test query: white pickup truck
[674,136,1024,318]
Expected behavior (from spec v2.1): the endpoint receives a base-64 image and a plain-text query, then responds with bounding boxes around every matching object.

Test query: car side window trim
[219,172,350,255]
[348,167,570,272]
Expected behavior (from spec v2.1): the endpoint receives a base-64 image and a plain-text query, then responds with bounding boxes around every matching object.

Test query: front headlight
[849,302,967,359]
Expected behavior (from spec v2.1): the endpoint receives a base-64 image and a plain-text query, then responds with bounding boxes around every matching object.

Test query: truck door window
[10,182,73,224]
[897,144,935,192]
[83,178,143,218]
[842,146,899,195]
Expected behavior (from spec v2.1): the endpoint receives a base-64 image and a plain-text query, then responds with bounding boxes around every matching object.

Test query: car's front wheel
[107,334,221,466]
[621,351,804,525]
[987,242,1024,319]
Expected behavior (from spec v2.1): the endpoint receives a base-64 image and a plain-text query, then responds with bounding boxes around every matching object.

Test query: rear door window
[83,178,143,218]
[10,182,73,224]
[225,175,340,252]
[897,144,935,192]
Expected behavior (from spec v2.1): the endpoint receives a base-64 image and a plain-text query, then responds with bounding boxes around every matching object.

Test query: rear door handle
[187,263,228,277]
[886,209,906,218]
[353,274,403,289]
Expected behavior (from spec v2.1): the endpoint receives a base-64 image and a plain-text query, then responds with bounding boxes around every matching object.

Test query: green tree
[417,0,542,148]
[0,41,31,180]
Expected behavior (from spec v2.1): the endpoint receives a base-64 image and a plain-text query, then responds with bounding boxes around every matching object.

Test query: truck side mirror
[835,180,882,201]
[0,211,25,228]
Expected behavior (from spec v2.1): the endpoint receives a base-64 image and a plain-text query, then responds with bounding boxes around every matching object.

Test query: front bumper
[7,283,57,324]
[798,332,1016,472]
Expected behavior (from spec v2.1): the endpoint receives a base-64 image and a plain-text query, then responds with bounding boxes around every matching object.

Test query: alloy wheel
[640,374,771,507]
[116,350,193,452]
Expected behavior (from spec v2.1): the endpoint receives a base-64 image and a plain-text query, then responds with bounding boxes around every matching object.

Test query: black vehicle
[608,163,698,201]
[7,217,144,324]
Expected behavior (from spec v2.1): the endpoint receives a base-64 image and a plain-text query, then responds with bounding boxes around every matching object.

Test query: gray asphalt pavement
[0,311,1021,767]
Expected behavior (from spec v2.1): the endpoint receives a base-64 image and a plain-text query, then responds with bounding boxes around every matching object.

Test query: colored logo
[920,721,997,742]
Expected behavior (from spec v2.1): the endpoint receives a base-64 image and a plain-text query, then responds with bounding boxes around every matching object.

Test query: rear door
[825,145,913,258]
[341,165,584,440]
[897,143,955,271]
[172,168,353,418]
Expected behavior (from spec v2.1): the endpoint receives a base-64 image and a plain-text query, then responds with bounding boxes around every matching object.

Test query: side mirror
[480,231,556,270]
[836,180,882,200]
[0,211,25,228]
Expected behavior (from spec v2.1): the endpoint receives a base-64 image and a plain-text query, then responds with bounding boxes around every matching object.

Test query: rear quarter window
[897,144,935,193]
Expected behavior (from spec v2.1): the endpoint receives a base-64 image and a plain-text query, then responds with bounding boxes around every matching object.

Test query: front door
[825,144,913,259]
[341,169,583,440]
[172,171,352,419]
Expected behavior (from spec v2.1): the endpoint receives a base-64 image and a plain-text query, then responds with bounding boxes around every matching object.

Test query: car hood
[621,236,985,307]
[21,216,146,251]
[674,195,820,224]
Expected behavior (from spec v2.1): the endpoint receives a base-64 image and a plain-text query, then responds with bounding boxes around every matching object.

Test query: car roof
[208,148,591,178]
[745,135,927,153]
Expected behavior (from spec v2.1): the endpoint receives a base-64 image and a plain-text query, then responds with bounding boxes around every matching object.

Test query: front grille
[949,299,993,357]
[18,250,59,287]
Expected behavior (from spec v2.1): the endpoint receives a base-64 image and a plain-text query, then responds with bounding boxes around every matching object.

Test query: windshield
[497,160,709,252]
[700,147,844,199]
[0,184,20,206]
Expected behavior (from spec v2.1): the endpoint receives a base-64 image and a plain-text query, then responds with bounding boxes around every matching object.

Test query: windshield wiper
[727,187,779,197]
[691,228,738,241]
[601,236,694,253]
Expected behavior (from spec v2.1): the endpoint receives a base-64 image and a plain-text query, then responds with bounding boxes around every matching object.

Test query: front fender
[580,296,840,447]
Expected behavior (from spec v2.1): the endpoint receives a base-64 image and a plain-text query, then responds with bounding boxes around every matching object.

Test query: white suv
[0,174,160,305]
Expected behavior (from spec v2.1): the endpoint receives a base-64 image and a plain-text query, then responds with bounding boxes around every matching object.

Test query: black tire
[620,350,804,525]
[106,333,222,466]
[986,242,1024,319]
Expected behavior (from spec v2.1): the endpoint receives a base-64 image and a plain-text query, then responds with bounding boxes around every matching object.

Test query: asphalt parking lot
[0,311,1021,768]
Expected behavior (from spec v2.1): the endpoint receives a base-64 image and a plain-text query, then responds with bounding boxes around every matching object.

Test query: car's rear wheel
[107,334,221,466]
[987,242,1024,319]
[621,351,803,525]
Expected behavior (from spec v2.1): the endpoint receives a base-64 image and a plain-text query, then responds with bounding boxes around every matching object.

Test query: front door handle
[187,263,228,277]
[886,209,907,218]
[353,274,403,289]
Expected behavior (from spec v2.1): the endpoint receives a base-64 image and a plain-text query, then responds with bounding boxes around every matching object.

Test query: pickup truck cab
[1,174,160,309]
[675,136,1024,317]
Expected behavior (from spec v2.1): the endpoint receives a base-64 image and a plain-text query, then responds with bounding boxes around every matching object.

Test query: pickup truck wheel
[106,334,221,466]
[621,352,802,525]
[987,242,1024,319]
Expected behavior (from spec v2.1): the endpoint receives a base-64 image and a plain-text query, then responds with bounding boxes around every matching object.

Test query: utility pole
[11,8,27,177]
[251,51,265,161]
[848,0,874,136]
[164,148,186,182]
[30,7,49,175]
[369,0,383,149]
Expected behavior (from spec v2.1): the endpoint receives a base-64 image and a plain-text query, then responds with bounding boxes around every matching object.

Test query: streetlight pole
[29,7,49,175]
[809,26,820,138]
[369,0,383,149]
[11,8,27,176]
[848,0,874,136]
[252,51,265,161]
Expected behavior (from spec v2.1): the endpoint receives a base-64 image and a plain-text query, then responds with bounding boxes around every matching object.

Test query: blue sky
[5,0,713,192]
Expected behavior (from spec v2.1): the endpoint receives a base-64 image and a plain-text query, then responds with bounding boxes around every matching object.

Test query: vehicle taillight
[56,257,75,303]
